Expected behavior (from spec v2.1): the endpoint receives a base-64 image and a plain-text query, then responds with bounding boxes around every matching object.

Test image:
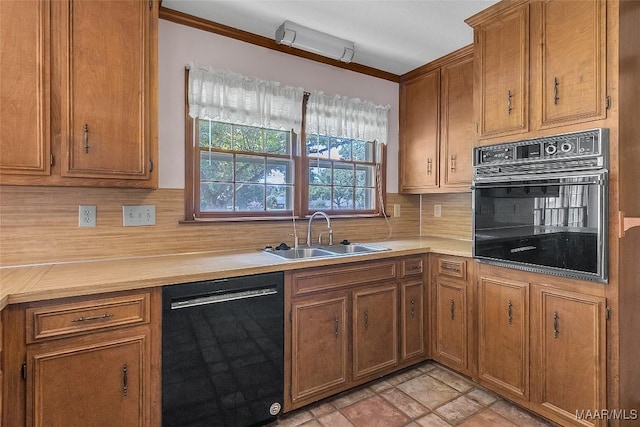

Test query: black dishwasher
[162,272,284,427]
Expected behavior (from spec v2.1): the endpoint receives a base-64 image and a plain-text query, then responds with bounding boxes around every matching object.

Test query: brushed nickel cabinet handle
[364,309,369,329]
[71,313,114,323]
[83,124,89,153]
[410,298,415,318]
[335,314,339,338]
[508,300,513,324]
[554,77,560,105]
[507,90,513,115]
[427,158,432,175]
[449,299,455,320]
[553,311,559,338]
[450,155,456,173]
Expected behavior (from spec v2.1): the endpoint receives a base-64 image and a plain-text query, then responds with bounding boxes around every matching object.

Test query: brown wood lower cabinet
[477,264,607,427]
[477,276,529,400]
[431,255,473,376]
[286,256,428,411]
[531,285,607,427]
[1,289,160,426]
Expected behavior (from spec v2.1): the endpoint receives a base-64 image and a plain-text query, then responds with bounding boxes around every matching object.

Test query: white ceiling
[161,0,499,76]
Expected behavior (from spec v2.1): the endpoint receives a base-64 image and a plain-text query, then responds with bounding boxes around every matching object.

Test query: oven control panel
[474,128,608,167]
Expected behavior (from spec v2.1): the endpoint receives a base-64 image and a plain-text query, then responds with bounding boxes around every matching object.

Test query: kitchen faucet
[307,211,333,246]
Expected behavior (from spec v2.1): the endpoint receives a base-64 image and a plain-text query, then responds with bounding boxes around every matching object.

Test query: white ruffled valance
[187,63,305,133]
[305,91,390,144]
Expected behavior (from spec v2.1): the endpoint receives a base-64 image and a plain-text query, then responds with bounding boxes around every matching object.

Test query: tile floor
[271,362,555,427]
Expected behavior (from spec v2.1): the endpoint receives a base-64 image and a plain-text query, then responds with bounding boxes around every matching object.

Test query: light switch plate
[123,205,156,226]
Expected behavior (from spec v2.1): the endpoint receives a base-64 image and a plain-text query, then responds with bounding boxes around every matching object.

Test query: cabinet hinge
[149,160,154,173]
[606,306,611,320]
[50,153,54,166]
[605,96,611,110]
[21,362,27,380]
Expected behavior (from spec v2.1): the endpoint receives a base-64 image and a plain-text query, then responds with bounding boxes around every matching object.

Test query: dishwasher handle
[170,287,278,310]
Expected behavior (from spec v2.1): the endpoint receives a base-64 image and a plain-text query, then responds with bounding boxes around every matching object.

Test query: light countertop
[0,237,472,309]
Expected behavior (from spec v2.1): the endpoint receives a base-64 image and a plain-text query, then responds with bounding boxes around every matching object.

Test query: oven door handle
[472,174,604,188]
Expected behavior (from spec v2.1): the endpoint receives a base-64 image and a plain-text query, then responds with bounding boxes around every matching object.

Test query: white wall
[158,20,400,191]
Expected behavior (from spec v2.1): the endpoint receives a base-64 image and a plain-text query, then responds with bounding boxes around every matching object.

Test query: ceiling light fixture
[275,21,355,63]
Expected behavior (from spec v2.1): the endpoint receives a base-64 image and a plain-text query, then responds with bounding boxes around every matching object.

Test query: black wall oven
[472,129,608,283]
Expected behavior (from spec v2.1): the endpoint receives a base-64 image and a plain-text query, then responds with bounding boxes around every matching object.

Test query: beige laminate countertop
[0,237,472,310]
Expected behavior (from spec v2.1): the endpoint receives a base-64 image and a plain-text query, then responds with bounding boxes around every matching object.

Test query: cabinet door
[435,277,467,371]
[59,0,153,181]
[536,0,606,128]
[440,53,474,190]
[400,280,426,362]
[475,4,529,140]
[399,70,439,193]
[27,329,150,427]
[353,284,398,379]
[0,0,51,177]
[478,277,529,400]
[291,295,348,402]
[531,287,606,426]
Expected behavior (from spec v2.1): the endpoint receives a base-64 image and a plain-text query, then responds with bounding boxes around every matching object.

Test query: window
[184,64,389,222]
[196,120,295,216]
[305,135,380,214]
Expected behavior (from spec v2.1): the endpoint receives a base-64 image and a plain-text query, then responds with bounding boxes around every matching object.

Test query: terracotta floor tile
[380,387,429,418]
[368,379,394,393]
[331,387,374,409]
[387,370,422,386]
[298,420,323,427]
[317,411,355,427]
[396,374,461,410]
[309,401,336,418]
[458,408,519,427]
[415,413,453,427]
[427,367,474,393]
[465,388,499,407]
[417,362,437,373]
[490,400,554,426]
[435,395,484,424]
[341,394,410,427]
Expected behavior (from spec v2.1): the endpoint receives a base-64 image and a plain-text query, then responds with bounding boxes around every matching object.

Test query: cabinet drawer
[400,257,424,278]
[292,260,397,297]
[26,293,150,343]
[437,258,467,280]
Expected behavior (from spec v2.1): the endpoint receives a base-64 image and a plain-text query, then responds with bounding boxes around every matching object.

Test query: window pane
[333,187,354,210]
[356,165,375,187]
[265,129,290,154]
[233,125,263,152]
[306,135,329,158]
[235,184,265,211]
[309,186,331,210]
[333,163,355,186]
[330,137,351,160]
[356,188,375,210]
[267,185,292,211]
[267,158,293,184]
[200,183,233,212]
[236,155,265,183]
[201,152,233,181]
[353,140,374,162]
[309,161,332,185]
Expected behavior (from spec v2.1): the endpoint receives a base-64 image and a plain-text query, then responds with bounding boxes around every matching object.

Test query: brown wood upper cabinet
[399,46,474,193]
[0,0,158,188]
[467,0,607,143]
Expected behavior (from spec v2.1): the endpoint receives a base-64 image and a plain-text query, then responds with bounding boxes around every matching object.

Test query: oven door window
[474,174,606,280]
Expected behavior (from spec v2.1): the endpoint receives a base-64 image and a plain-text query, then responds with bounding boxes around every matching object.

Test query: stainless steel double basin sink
[262,243,390,260]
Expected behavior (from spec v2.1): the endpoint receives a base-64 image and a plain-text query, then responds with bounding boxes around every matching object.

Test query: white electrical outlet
[79,205,97,227]
[123,205,156,226]
[434,204,442,218]
[393,204,401,217]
